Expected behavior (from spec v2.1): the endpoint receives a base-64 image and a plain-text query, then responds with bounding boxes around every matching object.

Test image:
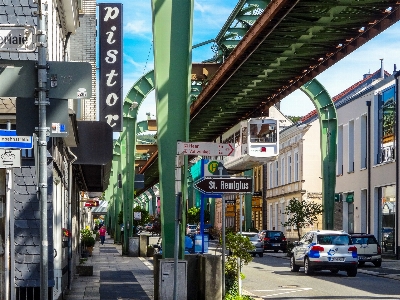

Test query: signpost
[177,141,234,156]
[0,59,92,99]
[0,149,21,168]
[0,130,33,149]
[0,25,36,52]
[193,176,253,194]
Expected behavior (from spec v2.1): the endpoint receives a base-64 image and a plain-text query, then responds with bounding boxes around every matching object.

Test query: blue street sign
[0,130,33,149]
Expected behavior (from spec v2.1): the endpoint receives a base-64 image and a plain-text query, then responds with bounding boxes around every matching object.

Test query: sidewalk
[65,234,155,300]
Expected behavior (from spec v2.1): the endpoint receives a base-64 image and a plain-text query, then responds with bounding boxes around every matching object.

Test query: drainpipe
[67,148,77,289]
[366,101,371,234]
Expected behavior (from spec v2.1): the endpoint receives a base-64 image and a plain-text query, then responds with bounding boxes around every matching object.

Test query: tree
[187,207,210,224]
[282,198,323,240]
[132,205,150,228]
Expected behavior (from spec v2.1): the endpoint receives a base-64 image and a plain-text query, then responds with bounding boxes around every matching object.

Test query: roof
[91,200,108,215]
[300,69,391,123]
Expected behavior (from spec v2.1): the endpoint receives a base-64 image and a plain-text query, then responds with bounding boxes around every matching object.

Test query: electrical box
[159,259,187,300]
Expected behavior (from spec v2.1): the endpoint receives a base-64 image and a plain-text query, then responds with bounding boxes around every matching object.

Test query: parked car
[239,232,264,257]
[145,223,153,231]
[186,224,197,235]
[290,230,358,277]
[350,233,382,267]
[261,230,287,252]
[382,227,395,251]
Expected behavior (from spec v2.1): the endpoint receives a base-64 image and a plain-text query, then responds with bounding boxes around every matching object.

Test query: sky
[97,0,400,122]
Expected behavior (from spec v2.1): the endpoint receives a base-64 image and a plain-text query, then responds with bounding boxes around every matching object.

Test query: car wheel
[274,249,279,253]
[304,257,313,275]
[330,269,339,274]
[282,248,287,253]
[259,252,263,257]
[373,261,382,267]
[290,256,300,272]
[347,267,357,277]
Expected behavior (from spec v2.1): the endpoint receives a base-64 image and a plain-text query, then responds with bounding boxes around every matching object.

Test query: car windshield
[244,234,259,241]
[189,226,196,229]
[317,234,350,245]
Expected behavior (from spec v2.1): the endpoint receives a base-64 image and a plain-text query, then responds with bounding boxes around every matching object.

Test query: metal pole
[37,0,49,298]
[173,192,181,300]
[240,194,243,233]
[222,194,226,298]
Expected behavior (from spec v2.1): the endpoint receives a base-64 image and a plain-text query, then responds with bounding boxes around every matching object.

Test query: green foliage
[282,198,323,240]
[80,227,95,247]
[187,206,210,224]
[132,206,150,228]
[286,115,302,123]
[224,232,255,297]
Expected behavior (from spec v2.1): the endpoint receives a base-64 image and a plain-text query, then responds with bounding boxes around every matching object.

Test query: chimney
[394,64,397,74]
[380,58,384,78]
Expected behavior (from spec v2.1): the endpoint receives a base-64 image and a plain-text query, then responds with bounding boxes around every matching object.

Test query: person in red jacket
[99,226,107,245]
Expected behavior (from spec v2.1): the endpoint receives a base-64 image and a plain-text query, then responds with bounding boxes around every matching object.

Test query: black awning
[71,121,113,192]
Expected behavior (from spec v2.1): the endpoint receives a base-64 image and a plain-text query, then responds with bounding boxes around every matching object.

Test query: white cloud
[125,20,151,35]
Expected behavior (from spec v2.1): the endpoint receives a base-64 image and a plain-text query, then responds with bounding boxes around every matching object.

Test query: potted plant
[81,227,95,256]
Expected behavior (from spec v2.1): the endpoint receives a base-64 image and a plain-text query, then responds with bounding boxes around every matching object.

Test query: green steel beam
[152,0,193,259]
[300,78,337,230]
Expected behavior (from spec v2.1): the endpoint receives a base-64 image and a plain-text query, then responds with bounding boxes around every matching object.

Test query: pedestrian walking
[99,226,106,245]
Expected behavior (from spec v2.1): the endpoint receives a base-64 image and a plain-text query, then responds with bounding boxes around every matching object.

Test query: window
[348,120,354,172]
[294,151,299,181]
[287,155,292,184]
[281,157,285,185]
[269,162,273,188]
[337,125,343,175]
[275,161,279,186]
[377,86,395,164]
[361,114,367,169]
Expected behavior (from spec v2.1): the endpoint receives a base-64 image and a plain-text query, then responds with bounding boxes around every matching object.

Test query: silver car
[290,230,358,277]
[240,232,264,257]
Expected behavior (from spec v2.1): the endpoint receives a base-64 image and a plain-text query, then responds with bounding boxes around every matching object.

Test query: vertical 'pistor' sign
[99,3,123,132]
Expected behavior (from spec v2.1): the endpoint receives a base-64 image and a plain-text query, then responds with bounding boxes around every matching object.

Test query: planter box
[76,265,93,276]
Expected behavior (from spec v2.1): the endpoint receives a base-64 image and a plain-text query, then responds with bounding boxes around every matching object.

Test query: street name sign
[0,25,36,52]
[0,130,32,149]
[0,149,21,168]
[0,59,92,99]
[193,177,253,194]
[177,142,234,156]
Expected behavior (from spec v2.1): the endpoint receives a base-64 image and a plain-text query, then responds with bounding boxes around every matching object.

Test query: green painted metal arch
[123,70,155,119]
[300,78,337,230]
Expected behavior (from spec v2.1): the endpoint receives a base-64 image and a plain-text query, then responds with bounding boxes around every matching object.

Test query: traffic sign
[193,176,252,194]
[0,130,32,149]
[0,25,36,52]
[177,142,234,156]
[0,149,21,168]
[0,60,92,99]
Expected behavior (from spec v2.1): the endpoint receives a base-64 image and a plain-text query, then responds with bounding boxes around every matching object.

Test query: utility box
[159,259,187,300]
[128,237,139,257]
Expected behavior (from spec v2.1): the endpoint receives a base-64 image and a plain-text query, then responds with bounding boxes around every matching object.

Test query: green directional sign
[0,59,92,99]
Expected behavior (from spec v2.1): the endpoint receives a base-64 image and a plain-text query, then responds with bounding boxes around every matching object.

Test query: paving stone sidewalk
[65,235,155,300]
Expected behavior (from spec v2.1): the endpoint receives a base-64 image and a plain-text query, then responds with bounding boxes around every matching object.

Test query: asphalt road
[241,252,400,299]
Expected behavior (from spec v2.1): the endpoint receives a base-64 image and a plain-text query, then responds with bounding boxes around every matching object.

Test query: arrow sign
[193,177,253,194]
[177,142,234,156]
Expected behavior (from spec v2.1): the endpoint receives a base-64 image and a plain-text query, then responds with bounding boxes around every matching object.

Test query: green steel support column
[148,188,156,216]
[112,142,121,242]
[300,79,337,230]
[115,140,123,244]
[244,169,253,231]
[152,0,193,258]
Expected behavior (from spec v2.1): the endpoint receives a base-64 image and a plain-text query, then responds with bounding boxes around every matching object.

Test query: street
[241,252,400,299]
